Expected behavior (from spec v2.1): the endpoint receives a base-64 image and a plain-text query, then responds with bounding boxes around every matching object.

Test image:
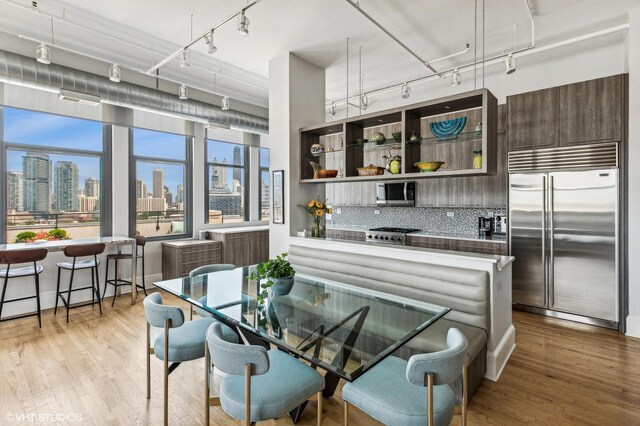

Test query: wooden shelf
[300,168,490,183]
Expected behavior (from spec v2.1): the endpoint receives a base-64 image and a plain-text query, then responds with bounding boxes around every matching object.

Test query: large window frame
[0,106,111,244]
[129,128,192,241]
[259,147,270,221]
[205,139,250,224]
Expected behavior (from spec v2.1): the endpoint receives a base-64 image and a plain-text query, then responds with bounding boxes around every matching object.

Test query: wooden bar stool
[103,235,147,306]
[0,248,48,327]
[55,243,105,322]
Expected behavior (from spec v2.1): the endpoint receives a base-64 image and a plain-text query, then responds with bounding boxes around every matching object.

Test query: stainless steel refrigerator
[509,167,619,328]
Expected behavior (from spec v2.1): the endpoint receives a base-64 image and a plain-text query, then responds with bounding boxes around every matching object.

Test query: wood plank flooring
[1,290,639,425]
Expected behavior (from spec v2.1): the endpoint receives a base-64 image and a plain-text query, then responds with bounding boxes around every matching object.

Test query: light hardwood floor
[1,290,639,425]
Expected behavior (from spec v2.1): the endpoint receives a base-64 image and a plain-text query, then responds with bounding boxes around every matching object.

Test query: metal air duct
[0,49,269,133]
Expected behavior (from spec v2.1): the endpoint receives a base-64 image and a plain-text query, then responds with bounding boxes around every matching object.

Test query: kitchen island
[288,236,515,381]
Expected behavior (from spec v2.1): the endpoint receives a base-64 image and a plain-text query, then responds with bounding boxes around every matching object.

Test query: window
[259,148,270,220]
[206,140,247,224]
[1,107,107,243]
[131,128,190,238]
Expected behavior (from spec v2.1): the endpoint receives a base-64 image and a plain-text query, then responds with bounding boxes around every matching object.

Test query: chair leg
[54,268,61,315]
[141,254,148,296]
[204,341,210,425]
[112,260,118,307]
[0,275,8,321]
[164,318,171,426]
[94,260,102,315]
[462,363,468,426]
[103,258,109,301]
[146,322,151,400]
[427,373,434,426]
[35,272,42,328]
[66,268,75,323]
[91,264,96,306]
[343,400,349,426]
[244,364,252,426]
[317,391,323,426]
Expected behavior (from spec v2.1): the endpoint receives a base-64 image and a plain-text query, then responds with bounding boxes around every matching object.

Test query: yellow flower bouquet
[302,198,332,237]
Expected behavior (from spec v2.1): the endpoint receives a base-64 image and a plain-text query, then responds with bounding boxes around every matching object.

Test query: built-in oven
[375,181,415,206]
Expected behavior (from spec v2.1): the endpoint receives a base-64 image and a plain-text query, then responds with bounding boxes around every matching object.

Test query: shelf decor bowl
[310,143,325,156]
[414,161,447,172]
[357,164,385,176]
[429,117,467,139]
[318,169,338,178]
[370,132,387,145]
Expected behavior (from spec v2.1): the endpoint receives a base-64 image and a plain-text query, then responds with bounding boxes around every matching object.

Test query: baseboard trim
[485,324,516,381]
[625,315,640,338]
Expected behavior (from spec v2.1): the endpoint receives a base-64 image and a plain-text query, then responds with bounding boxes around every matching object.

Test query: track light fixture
[222,96,230,110]
[36,42,51,64]
[328,102,336,116]
[505,53,516,75]
[401,82,411,99]
[205,30,217,54]
[109,63,121,82]
[178,84,188,100]
[360,94,368,110]
[238,10,250,36]
[179,49,190,68]
[451,69,461,86]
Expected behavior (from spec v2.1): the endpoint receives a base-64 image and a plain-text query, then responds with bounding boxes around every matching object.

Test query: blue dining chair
[204,322,325,426]
[188,263,236,320]
[342,328,468,426]
[143,292,239,426]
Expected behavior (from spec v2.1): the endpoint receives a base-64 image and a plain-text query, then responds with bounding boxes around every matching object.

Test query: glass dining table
[153,266,449,419]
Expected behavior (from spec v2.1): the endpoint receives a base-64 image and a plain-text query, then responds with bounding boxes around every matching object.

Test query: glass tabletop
[154,266,450,382]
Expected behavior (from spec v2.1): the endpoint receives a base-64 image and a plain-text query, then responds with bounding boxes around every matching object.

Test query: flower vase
[312,218,322,238]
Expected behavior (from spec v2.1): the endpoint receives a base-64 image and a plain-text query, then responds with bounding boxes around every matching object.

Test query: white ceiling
[0,0,638,110]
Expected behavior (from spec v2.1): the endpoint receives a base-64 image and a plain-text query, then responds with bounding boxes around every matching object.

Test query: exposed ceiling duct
[0,49,269,133]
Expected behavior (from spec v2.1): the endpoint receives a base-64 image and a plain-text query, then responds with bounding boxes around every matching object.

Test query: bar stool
[103,235,147,306]
[55,243,105,323]
[0,248,48,327]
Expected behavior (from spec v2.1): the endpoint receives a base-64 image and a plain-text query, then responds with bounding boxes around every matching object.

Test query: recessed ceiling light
[401,82,411,99]
[179,50,190,68]
[109,63,121,82]
[451,69,461,86]
[178,84,188,100]
[205,30,217,54]
[238,10,249,36]
[505,53,516,75]
[222,96,230,110]
[36,42,51,64]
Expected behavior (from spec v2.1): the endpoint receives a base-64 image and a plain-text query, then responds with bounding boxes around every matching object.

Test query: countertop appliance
[366,227,420,245]
[376,181,415,207]
[508,143,619,329]
[493,215,507,235]
[478,216,494,237]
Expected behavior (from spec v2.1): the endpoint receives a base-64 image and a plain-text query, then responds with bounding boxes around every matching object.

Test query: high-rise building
[22,152,51,213]
[85,177,99,198]
[176,184,184,204]
[54,161,79,211]
[136,197,167,212]
[233,146,242,181]
[153,168,164,199]
[164,185,172,207]
[212,159,229,191]
[136,179,147,199]
[7,171,23,212]
[78,195,99,212]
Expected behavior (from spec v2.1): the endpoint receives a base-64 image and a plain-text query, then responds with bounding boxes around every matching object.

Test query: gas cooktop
[366,227,421,245]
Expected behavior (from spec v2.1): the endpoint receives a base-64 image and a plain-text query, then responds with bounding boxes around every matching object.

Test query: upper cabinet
[508,74,626,152]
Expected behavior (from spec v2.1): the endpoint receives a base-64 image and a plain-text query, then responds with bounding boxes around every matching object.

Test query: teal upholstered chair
[342,328,468,426]
[143,293,238,426]
[205,322,325,426]
[188,263,236,319]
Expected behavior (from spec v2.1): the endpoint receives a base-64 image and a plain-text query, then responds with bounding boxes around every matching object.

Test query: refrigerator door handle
[542,175,547,307]
[549,175,555,308]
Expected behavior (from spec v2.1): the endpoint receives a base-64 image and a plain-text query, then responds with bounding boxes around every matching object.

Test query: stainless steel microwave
[375,181,415,206]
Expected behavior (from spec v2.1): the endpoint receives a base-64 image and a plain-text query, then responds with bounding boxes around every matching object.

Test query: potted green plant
[248,252,296,302]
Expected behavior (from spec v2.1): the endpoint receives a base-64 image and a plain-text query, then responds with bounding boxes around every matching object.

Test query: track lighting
[360,94,368,110]
[178,84,188,100]
[179,49,190,68]
[109,63,121,83]
[451,69,461,86]
[222,96,230,110]
[36,42,51,64]
[238,10,249,36]
[205,30,217,54]
[401,83,411,99]
[328,102,336,116]
[505,53,516,75]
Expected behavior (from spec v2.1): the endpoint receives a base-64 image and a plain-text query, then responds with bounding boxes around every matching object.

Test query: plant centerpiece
[15,229,70,243]
[302,198,332,238]
[248,252,296,302]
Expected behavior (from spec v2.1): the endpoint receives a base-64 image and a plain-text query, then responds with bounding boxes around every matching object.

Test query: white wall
[626,8,640,337]
[268,53,326,256]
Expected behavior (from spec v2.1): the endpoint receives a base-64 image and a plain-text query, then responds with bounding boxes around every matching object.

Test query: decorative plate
[429,117,467,139]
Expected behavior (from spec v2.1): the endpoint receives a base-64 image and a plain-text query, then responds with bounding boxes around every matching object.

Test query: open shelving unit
[299,88,497,183]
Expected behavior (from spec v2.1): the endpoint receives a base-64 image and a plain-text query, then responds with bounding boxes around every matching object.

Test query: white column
[626,8,640,337]
[192,123,206,235]
[268,53,326,256]
[111,125,129,236]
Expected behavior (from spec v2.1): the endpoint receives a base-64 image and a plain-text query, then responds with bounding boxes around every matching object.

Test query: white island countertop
[206,225,269,235]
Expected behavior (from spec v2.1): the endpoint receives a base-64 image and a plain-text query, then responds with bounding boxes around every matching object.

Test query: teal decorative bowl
[430,117,467,139]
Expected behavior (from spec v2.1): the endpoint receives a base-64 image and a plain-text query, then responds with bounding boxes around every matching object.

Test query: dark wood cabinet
[326,229,365,241]
[406,235,451,250]
[162,240,222,280]
[507,87,559,151]
[208,228,269,267]
[406,235,507,255]
[558,75,623,145]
